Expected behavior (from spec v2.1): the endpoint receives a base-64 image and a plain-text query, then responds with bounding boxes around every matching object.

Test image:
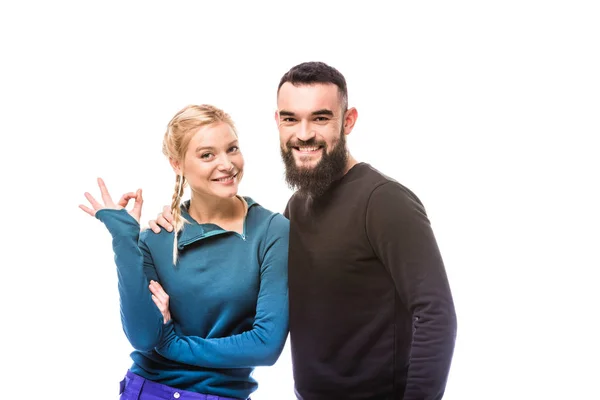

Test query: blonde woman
[80,105,289,400]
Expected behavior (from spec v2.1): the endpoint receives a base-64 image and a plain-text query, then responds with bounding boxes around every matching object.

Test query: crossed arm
[81,181,289,368]
[149,215,290,368]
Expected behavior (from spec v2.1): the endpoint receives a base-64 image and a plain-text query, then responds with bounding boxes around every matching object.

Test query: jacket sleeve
[365,182,457,400]
[96,209,166,352]
[155,214,290,368]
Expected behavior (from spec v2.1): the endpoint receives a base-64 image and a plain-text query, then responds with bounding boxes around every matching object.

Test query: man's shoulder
[283,191,302,219]
[357,163,423,207]
[357,163,397,186]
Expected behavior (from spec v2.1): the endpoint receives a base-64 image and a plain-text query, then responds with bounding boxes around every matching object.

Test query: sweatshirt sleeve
[155,214,290,368]
[365,182,457,400]
[96,208,166,352]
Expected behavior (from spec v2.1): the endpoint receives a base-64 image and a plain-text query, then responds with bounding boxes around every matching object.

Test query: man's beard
[281,130,348,198]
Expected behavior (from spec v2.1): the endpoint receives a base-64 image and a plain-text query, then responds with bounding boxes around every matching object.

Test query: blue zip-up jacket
[96,197,289,399]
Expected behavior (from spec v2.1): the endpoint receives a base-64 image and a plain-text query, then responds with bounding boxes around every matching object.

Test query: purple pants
[119,370,244,400]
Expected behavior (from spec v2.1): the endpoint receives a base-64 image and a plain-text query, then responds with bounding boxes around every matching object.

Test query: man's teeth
[298,146,320,152]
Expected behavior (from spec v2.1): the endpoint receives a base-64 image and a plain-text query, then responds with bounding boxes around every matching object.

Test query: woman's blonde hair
[162,104,237,264]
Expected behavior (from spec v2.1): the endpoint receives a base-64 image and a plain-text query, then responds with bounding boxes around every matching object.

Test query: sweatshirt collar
[177,196,257,249]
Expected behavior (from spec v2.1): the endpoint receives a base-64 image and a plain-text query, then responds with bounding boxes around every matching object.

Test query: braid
[171,174,186,265]
[162,104,237,265]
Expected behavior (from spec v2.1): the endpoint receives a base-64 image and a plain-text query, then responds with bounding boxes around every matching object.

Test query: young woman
[80,104,289,400]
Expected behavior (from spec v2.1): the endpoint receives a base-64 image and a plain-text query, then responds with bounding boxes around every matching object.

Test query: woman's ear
[169,158,182,175]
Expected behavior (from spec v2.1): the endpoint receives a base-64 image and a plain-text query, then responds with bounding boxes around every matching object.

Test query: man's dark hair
[277,61,348,111]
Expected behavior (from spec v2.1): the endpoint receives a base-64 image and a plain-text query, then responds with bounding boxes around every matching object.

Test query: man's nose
[296,121,316,141]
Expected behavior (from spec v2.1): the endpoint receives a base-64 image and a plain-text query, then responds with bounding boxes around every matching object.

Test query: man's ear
[343,107,358,135]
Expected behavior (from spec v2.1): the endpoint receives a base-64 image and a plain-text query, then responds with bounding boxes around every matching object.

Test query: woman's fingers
[130,189,143,222]
[97,177,115,207]
[149,280,169,302]
[78,204,96,217]
[84,192,103,210]
[150,282,171,324]
[118,192,137,208]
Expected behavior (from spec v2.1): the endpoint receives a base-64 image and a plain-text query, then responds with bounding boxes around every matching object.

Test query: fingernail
[167,226,173,232]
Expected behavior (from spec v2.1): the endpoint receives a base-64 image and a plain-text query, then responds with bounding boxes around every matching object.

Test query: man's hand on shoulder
[148,205,174,233]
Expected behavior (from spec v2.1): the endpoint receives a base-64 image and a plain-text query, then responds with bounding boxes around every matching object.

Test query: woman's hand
[79,177,143,223]
[149,280,171,324]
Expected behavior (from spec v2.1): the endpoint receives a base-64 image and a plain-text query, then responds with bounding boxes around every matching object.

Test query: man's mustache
[286,138,327,149]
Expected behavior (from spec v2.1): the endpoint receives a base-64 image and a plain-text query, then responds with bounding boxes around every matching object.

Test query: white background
[2,1,599,399]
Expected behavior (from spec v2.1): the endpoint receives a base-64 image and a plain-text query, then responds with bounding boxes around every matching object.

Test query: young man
[150,62,457,399]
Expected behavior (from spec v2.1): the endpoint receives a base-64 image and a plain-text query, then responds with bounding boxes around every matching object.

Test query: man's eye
[315,117,329,122]
[282,117,296,122]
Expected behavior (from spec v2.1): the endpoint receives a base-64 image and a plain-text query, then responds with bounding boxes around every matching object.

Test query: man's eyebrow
[311,109,334,117]
[278,109,334,117]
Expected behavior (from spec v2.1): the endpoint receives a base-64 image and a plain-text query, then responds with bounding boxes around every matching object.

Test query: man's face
[276,83,352,197]
[276,83,344,167]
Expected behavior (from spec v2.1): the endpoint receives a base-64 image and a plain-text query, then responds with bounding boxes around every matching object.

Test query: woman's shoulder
[243,196,289,231]
[138,224,174,249]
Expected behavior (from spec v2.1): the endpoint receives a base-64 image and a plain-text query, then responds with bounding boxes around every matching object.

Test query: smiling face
[276,82,357,197]
[277,83,344,167]
[171,121,244,200]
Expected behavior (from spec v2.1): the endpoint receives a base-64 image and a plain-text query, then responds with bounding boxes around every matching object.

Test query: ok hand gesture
[79,178,143,223]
